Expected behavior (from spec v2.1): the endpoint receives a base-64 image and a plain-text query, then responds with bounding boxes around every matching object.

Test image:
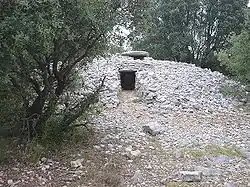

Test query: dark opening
[119,70,136,90]
[133,56,144,60]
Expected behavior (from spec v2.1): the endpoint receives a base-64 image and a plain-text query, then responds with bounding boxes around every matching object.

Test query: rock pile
[79,54,249,186]
[83,54,241,112]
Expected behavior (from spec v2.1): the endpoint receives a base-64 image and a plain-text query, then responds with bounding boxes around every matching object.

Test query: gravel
[83,55,250,186]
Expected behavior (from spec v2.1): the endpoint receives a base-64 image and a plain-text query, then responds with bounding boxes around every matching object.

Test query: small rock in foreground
[130,150,141,157]
[179,171,202,182]
[7,179,14,185]
[70,159,84,168]
[142,121,164,136]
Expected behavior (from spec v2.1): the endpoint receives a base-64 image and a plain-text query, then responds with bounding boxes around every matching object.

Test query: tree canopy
[218,8,250,84]
[133,0,248,71]
[0,0,125,142]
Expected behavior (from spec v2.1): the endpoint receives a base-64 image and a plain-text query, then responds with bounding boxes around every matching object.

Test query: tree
[218,8,250,83]
[219,31,250,83]
[0,0,120,140]
[133,0,248,71]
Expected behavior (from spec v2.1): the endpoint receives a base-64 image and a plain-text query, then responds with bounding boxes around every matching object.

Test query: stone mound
[80,55,242,113]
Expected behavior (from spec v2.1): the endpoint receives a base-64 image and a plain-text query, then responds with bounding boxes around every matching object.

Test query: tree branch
[63,32,104,77]
[61,76,106,130]
[15,56,42,95]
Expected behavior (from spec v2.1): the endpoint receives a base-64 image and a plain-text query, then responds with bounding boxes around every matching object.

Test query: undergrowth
[220,82,249,103]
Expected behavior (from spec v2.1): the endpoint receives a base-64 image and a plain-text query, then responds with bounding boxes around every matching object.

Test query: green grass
[183,145,246,159]
[220,84,250,112]
[166,182,197,187]
[220,84,249,103]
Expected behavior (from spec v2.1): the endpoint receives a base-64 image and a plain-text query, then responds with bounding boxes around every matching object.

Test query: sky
[249,0,250,7]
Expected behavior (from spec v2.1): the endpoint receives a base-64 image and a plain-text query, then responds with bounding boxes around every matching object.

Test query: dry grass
[57,126,126,187]
[73,150,125,187]
[166,182,198,187]
[182,145,246,159]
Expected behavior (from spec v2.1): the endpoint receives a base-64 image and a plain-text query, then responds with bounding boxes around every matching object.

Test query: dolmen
[121,51,149,60]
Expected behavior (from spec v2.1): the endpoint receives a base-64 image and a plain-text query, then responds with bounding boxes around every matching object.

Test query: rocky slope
[81,55,250,186]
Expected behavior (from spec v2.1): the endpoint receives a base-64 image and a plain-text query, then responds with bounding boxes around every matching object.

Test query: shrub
[218,31,250,84]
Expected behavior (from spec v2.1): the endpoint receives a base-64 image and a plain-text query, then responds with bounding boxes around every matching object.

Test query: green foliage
[25,140,46,162]
[0,73,26,136]
[69,126,94,146]
[246,8,250,30]
[0,138,10,163]
[125,0,156,41]
[133,0,248,71]
[218,31,250,83]
[0,0,120,142]
[39,115,65,148]
[220,83,249,104]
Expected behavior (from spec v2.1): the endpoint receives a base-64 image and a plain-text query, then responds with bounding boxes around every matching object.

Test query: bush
[0,0,118,141]
[0,138,10,163]
[218,31,250,84]
[25,140,46,163]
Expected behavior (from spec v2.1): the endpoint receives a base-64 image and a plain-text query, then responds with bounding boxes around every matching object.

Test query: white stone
[107,144,113,149]
[130,150,141,157]
[125,146,133,152]
[149,146,155,150]
[41,157,47,162]
[7,179,14,185]
[142,121,165,136]
[70,159,84,168]
[145,165,152,169]
[93,145,101,150]
[179,171,202,182]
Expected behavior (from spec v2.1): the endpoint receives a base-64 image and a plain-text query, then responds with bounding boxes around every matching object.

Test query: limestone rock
[142,121,165,136]
[41,157,47,162]
[130,150,141,157]
[179,171,202,182]
[70,159,84,168]
[125,146,142,159]
[121,51,149,58]
[195,166,222,176]
[125,146,133,152]
[225,183,236,187]
[7,179,14,185]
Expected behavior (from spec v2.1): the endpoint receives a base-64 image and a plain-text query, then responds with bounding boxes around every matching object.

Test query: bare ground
[0,91,250,187]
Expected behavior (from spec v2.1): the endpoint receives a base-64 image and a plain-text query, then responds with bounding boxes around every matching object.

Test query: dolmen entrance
[119,51,149,90]
[119,70,137,90]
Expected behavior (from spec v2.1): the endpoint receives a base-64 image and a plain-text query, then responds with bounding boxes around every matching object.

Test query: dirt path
[1,90,249,187]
